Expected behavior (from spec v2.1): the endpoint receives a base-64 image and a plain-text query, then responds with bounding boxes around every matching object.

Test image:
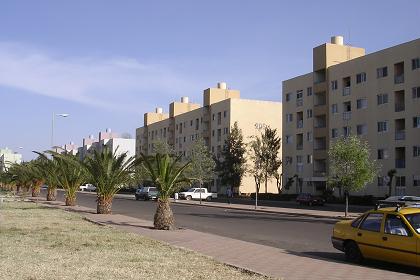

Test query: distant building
[136,82,283,194]
[282,36,420,197]
[77,129,135,160]
[0,148,23,171]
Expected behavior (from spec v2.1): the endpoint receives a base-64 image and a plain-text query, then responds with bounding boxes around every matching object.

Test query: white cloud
[0,42,200,112]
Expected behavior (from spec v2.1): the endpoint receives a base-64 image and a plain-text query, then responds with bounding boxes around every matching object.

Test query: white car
[79,184,96,192]
[178,188,217,201]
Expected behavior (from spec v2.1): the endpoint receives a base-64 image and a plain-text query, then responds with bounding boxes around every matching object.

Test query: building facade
[282,36,420,197]
[0,148,23,171]
[136,82,282,194]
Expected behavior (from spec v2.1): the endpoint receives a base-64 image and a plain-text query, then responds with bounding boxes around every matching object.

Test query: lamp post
[51,113,70,148]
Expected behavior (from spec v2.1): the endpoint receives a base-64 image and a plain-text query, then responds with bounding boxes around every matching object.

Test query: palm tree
[82,147,137,214]
[140,153,191,230]
[8,162,32,195]
[27,159,45,197]
[34,152,60,201]
[387,169,397,197]
[49,152,86,206]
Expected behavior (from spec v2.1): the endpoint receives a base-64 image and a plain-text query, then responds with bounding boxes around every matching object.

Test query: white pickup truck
[178,188,217,201]
[79,184,96,192]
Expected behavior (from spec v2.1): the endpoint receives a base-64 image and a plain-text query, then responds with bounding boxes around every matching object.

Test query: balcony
[313,171,327,177]
[297,120,303,129]
[395,130,405,140]
[395,159,406,169]
[342,87,351,96]
[296,98,303,107]
[343,111,352,121]
[395,103,405,112]
[296,144,303,150]
[394,74,404,84]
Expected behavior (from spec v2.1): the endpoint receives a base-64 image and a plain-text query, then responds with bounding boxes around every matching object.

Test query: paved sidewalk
[31,198,418,280]
[77,191,360,219]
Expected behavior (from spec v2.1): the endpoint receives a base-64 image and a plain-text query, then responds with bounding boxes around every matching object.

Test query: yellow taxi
[331,200,420,267]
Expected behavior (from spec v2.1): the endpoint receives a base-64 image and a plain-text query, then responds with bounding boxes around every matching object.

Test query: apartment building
[282,36,420,197]
[0,147,22,172]
[136,82,282,194]
[77,129,136,160]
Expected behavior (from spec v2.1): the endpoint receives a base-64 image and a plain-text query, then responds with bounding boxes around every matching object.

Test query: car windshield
[187,188,195,192]
[405,213,420,234]
[149,187,157,192]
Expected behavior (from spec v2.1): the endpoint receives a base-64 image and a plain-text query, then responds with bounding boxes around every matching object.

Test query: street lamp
[51,113,70,148]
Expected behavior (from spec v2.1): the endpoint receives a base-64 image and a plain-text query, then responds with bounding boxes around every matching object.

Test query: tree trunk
[65,196,76,206]
[32,187,40,197]
[345,192,349,218]
[265,174,268,193]
[47,188,57,201]
[154,199,175,230]
[97,196,113,214]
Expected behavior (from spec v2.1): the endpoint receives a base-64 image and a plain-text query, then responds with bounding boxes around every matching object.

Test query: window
[413,116,420,128]
[385,215,410,236]
[212,130,215,137]
[217,112,222,125]
[331,80,338,90]
[190,120,193,127]
[377,121,388,132]
[343,126,351,137]
[331,128,339,138]
[286,113,293,122]
[285,156,293,165]
[296,90,303,99]
[414,176,420,187]
[377,149,389,160]
[396,176,406,187]
[183,137,186,143]
[357,124,367,135]
[413,87,420,99]
[377,66,388,78]
[306,132,313,142]
[307,154,313,164]
[285,135,293,144]
[351,215,366,228]
[212,114,215,121]
[378,177,385,186]
[357,98,368,109]
[286,93,292,102]
[414,146,420,157]
[412,58,420,70]
[306,109,312,118]
[217,129,221,142]
[377,93,389,105]
[331,104,338,114]
[360,213,383,232]
[195,118,199,130]
[356,72,367,84]
[307,87,312,96]
[223,127,229,135]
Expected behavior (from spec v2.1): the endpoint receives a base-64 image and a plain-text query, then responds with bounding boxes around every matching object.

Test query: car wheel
[135,196,140,201]
[206,196,212,202]
[186,195,192,200]
[344,241,363,263]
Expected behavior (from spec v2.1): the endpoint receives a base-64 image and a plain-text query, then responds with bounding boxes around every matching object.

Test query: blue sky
[1,0,419,160]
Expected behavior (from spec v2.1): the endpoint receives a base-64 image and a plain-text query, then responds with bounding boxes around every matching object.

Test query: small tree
[216,122,247,195]
[260,127,282,193]
[140,153,191,230]
[33,152,60,201]
[249,134,265,208]
[387,169,397,197]
[328,136,379,217]
[185,138,216,204]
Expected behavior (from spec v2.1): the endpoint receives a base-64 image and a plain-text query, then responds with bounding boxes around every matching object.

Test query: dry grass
[0,202,267,280]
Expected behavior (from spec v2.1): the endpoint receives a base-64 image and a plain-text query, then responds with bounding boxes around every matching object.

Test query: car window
[385,214,411,236]
[351,214,366,228]
[405,213,420,234]
[149,187,157,192]
[359,213,383,232]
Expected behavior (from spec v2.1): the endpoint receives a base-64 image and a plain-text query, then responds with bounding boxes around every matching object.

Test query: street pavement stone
[30,198,418,280]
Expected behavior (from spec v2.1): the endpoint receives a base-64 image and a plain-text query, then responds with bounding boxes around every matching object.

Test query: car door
[382,214,417,267]
[356,212,386,261]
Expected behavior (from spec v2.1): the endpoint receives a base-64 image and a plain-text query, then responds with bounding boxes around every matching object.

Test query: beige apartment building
[136,82,282,194]
[282,36,420,197]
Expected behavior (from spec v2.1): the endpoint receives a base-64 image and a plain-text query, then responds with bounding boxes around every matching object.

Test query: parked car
[296,193,325,206]
[79,184,96,192]
[178,188,217,201]
[135,187,159,201]
[331,199,420,267]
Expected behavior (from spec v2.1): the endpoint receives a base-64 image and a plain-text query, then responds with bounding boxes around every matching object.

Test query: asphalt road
[54,190,338,256]
[47,190,419,276]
